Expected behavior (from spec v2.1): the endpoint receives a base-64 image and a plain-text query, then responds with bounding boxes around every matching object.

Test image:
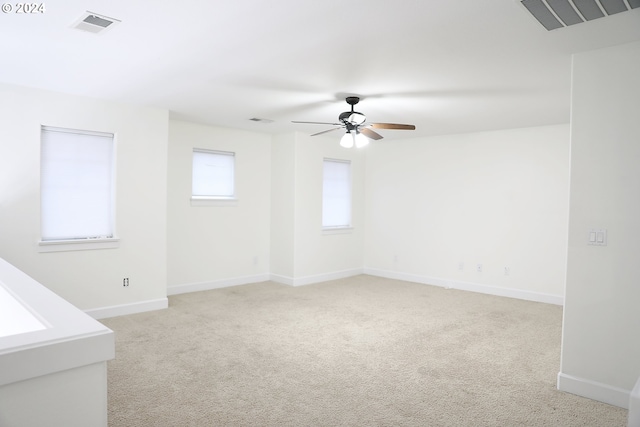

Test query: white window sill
[322,226,354,235]
[190,197,238,207]
[38,237,120,253]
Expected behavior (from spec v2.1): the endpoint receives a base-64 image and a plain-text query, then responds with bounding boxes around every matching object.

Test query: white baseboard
[270,268,363,287]
[269,273,294,286]
[629,376,640,426]
[87,268,561,319]
[167,274,271,296]
[363,268,564,306]
[85,298,168,320]
[557,372,630,409]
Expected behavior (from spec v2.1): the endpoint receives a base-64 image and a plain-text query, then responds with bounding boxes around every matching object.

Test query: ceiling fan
[292,96,416,148]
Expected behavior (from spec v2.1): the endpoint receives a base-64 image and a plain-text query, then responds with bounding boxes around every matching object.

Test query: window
[191,149,235,206]
[40,126,116,249]
[322,158,351,230]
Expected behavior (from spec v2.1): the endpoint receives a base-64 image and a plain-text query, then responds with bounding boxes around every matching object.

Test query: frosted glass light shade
[340,132,354,148]
[355,132,369,148]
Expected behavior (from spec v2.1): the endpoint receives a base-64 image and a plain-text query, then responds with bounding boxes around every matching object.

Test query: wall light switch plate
[588,229,607,246]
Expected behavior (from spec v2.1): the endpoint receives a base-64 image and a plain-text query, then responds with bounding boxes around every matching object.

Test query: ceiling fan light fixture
[354,132,369,148]
[293,96,415,145]
[340,132,354,148]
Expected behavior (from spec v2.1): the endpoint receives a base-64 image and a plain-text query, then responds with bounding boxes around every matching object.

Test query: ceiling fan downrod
[340,97,366,125]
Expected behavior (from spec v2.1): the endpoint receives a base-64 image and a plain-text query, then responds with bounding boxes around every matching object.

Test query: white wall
[559,40,640,408]
[270,132,366,285]
[270,133,296,279]
[364,125,570,302]
[0,84,168,312]
[292,133,366,282]
[0,363,108,427]
[0,83,572,315]
[167,120,272,292]
[0,256,113,426]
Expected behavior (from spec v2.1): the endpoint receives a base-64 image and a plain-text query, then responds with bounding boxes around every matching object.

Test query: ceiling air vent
[520,0,639,30]
[72,11,120,34]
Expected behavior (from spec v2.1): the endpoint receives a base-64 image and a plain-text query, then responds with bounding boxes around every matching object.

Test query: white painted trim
[363,268,564,306]
[85,269,562,319]
[38,237,120,253]
[269,274,294,286]
[167,274,270,296]
[557,372,630,409]
[0,257,114,387]
[322,226,353,235]
[629,376,640,426]
[271,268,363,287]
[190,197,238,207]
[84,298,168,320]
[363,268,444,287]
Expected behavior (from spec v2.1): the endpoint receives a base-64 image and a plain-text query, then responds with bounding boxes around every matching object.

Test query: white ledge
[322,226,354,235]
[190,197,238,207]
[0,257,114,386]
[38,237,120,253]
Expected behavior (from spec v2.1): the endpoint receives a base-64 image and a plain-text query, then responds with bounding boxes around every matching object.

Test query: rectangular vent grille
[83,15,113,29]
[72,11,120,34]
[521,0,639,30]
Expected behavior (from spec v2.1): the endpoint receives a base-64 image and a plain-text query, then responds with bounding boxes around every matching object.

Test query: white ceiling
[1,1,639,140]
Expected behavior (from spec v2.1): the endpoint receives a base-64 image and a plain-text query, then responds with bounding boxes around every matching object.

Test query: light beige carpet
[102,275,628,426]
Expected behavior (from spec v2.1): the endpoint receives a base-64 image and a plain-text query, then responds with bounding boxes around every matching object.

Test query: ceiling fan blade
[360,127,383,140]
[311,127,342,137]
[292,120,342,126]
[370,123,416,130]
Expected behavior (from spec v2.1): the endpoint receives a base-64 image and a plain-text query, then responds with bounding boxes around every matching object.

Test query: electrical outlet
[458,262,464,272]
[504,266,510,276]
[476,264,482,273]
[123,278,129,287]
